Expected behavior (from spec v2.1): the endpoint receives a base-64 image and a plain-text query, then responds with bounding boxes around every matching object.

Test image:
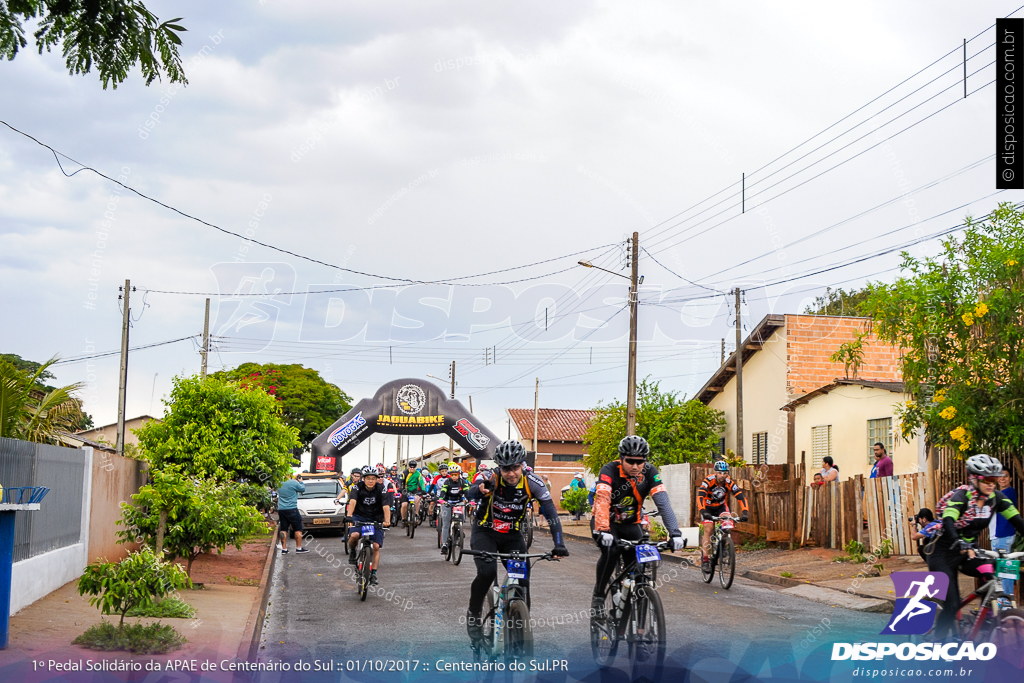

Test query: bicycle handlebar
[614,539,673,551]
[463,549,556,561]
[972,547,1024,560]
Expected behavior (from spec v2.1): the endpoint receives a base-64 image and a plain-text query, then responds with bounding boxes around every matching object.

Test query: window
[811,425,832,470]
[552,454,583,462]
[867,417,894,464]
[751,432,768,465]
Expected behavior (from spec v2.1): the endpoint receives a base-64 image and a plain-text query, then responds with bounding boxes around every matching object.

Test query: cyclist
[591,435,685,614]
[428,463,450,522]
[401,461,428,524]
[438,464,471,555]
[928,453,1024,638]
[697,460,749,573]
[345,467,361,491]
[346,465,393,586]
[465,440,568,641]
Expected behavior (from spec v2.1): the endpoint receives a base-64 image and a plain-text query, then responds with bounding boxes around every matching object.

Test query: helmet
[966,454,1003,478]
[351,467,361,475]
[713,460,729,473]
[618,435,650,459]
[439,463,449,471]
[376,465,387,476]
[375,462,385,469]
[361,465,377,476]
[494,440,527,467]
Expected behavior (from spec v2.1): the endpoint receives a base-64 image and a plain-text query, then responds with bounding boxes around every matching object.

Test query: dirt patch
[737,546,925,583]
[176,533,272,586]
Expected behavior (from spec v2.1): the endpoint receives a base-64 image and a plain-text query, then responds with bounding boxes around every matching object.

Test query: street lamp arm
[577,261,630,280]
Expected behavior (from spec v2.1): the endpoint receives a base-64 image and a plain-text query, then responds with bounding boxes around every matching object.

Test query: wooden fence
[863,472,930,556]
[801,477,862,549]
[691,464,803,543]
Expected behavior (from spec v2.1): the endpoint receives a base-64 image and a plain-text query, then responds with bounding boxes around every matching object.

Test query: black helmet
[351,467,361,475]
[966,454,1003,478]
[493,440,527,467]
[618,435,650,459]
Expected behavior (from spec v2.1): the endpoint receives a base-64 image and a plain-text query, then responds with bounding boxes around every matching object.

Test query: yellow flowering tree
[863,202,1024,454]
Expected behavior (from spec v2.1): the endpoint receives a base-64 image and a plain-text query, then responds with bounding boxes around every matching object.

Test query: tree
[561,487,591,516]
[582,378,727,473]
[803,286,873,317]
[135,375,299,486]
[829,331,869,379]
[211,363,353,453]
[0,1,187,89]
[0,355,84,444]
[77,546,189,628]
[117,468,268,577]
[1,353,93,429]
[863,202,1024,453]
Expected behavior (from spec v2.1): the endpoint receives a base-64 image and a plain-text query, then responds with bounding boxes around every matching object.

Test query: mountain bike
[464,549,557,663]
[920,547,1024,665]
[701,512,737,589]
[405,494,419,538]
[590,536,672,681]
[440,500,468,565]
[419,494,434,526]
[345,518,386,601]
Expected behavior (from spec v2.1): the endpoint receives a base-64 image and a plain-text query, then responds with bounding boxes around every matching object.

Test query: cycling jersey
[594,461,681,534]
[468,470,563,544]
[940,487,1024,545]
[437,477,469,503]
[349,482,393,523]
[696,474,748,514]
[405,470,427,494]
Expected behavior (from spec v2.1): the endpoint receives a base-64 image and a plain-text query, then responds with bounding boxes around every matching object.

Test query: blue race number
[506,559,527,579]
[636,544,661,563]
[361,524,376,535]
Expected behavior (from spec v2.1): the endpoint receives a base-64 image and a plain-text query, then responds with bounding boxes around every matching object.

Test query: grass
[780,571,794,578]
[225,575,260,587]
[741,537,768,551]
[124,597,195,619]
[73,621,187,654]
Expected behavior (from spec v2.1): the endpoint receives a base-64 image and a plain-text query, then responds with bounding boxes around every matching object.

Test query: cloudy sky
[0,1,1017,463]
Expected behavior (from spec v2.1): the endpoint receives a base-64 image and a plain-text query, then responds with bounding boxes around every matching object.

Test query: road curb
[237,525,278,661]
[741,570,802,588]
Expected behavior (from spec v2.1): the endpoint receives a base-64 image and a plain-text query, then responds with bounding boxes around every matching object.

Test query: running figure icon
[886,575,939,632]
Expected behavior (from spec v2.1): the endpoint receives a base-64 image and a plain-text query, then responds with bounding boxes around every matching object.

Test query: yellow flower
[939,406,957,420]
[934,389,946,403]
[1007,259,1019,267]
[974,303,989,318]
[959,441,970,451]
[950,426,966,441]
[962,312,974,326]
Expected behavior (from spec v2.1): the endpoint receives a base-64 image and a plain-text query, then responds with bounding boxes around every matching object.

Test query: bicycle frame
[605,542,658,631]
[465,550,551,658]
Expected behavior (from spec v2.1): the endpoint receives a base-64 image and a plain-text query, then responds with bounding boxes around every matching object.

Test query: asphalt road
[252,521,889,681]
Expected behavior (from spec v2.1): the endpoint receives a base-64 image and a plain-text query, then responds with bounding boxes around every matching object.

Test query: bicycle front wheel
[990,608,1024,668]
[358,546,372,601]
[524,512,534,549]
[628,585,666,683]
[453,524,464,565]
[591,586,620,666]
[700,542,715,584]
[718,534,736,590]
[505,599,534,660]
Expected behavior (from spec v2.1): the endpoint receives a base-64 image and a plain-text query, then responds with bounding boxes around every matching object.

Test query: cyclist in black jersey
[437,466,470,555]
[464,440,568,642]
[346,466,393,586]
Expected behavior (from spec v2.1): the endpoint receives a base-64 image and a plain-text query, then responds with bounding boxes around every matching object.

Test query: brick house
[696,314,902,480]
[507,408,595,511]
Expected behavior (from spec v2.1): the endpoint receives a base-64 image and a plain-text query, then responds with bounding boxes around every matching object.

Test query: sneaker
[441,544,449,555]
[369,571,379,586]
[295,547,310,554]
[349,553,357,565]
[466,610,484,641]
[591,595,606,620]
[701,558,711,573]
[280,548,289,554]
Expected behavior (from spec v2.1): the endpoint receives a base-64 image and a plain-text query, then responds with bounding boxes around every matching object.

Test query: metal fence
[0,438,85,562]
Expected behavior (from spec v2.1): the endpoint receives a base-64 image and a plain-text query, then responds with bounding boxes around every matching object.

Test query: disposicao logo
[881,571,949,635]
[329,412,367,447]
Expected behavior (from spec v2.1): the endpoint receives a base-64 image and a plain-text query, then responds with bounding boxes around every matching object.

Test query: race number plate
[506,559,527,579]
[721,518,735,530]
[997,559,1021,581]
[360,524,376,535]
[453,506,464,515]
[636,544,661,564]
[313,517,330,525]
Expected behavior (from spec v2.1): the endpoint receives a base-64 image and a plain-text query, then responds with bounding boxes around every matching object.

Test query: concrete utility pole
[448,361,456,460]
[626,232,639,435]
[200,298,210,379]
[721,338,725,366]
[533,378,540,454]
[734,287,744,460]
[116,279,132,456]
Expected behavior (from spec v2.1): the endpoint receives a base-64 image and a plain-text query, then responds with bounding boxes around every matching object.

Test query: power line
[50,336,199,365]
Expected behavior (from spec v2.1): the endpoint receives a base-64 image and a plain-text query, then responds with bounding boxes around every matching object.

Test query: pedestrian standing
[990,468,1018,601]
[870,443,893,478]
[277,473,309,554]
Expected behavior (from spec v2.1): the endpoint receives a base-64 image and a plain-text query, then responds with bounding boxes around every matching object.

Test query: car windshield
[299,482,341,499]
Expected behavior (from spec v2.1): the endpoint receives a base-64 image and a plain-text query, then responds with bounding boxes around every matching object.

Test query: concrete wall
[76,415,156,448]
[792,385,921,481]
[88,449,147,563]
[709,326,790,458]
[659,463,691,527]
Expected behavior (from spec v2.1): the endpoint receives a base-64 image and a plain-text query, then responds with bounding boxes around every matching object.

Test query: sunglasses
[499,464,522,472]
[979,477,1000,484]
[622,458,646,466]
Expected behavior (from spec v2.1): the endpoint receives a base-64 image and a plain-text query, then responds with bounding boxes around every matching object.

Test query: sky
[1,1,1019,466]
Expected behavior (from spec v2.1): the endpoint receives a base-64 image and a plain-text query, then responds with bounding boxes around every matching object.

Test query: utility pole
[720,338,725,366]
[533,378,540,455]
[200,298,210,379]
[734,287,744,461]
[626,231,639,435]
[448,361,456,460]
[116,279,132,456]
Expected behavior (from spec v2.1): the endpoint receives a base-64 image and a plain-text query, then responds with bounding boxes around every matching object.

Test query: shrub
[125,596,195,619]
[73,621,186,654]
[77,547,190,628]
[561,487,591,515]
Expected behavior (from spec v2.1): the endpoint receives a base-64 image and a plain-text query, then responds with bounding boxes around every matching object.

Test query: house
[507,408,595,510]
[696,314,902,477]
[76,415,159,448]
[414,445,473,469]
[783,379,923,481]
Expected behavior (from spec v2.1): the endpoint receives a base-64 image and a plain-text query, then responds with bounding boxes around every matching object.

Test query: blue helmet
[713,460,729,473]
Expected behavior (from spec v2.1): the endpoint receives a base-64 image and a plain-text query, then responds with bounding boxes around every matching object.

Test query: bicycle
[345,518,387,602]
[920,546,1024,664]
[464,549,557,663]
[419,494,433,526]
[590,536,673,681]
[405,494,419,538]
[701,512,737,589]
[440,500,468,565]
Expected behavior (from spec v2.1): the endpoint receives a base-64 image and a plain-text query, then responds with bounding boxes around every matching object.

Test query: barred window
[752,432,768,465]
[811,425,832,470]
[867,418,893,464]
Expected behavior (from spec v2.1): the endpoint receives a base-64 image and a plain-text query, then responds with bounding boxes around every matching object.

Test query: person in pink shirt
[871,443,893,478]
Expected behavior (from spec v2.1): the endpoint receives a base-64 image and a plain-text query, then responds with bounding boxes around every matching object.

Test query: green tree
[1,353,93,429]
[0,1,187,88]
[0,355,85,444]
[135,375,299,486]
[117,468,268,577]
[561,486,591,515]
[863,202,1024,453]
[77,546,189,628]
[803,286,873,316]
[829,330,869,379]
[582,378,727,473]
[211,363,352,453]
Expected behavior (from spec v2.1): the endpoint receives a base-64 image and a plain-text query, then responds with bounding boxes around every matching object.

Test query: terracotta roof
[507,408,596,443]
[782,379,906,411]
